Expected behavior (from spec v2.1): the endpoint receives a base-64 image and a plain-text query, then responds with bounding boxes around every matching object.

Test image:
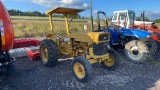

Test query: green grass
[12,20,49,38]
[12,16,160,38]
[11,16,100,38]
[10,16,88,22]
[155,23,160,28]
[12,19,94,38]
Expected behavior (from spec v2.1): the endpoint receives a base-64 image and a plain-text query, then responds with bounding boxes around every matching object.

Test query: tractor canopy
[45,7,84,15]
[45,7,85,36]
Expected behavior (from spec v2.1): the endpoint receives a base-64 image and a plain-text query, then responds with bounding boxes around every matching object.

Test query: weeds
[12,20,92,38]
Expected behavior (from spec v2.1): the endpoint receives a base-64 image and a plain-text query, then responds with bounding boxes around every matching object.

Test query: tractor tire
[156,41,160,50]
[0,53,16,75]
[40,39,58,67]
[125,40,149,63]
[146,39,157,56]
[72,56,93,83]
[101,49,120,70]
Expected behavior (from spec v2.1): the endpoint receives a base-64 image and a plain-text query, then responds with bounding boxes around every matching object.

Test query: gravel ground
[1,49,160,90]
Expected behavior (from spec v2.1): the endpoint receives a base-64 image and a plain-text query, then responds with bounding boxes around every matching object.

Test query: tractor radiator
[93,42,108,55]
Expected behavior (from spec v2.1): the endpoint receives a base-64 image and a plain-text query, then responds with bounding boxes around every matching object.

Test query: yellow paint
[69,32,110,44]
[88,59,100,64]
[41,45,48,62]
[58,42,73,56]
[46,34,59,46]
[102,53,115,66]
[1,36,5,45]
[87,52,109,64]
[64,14,70,36]
[73,62,85,79]
[49,14,54,35]
[43,7,112,66]
[45,7,84,15]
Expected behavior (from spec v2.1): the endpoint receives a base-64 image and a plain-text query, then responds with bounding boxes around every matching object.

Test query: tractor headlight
[146,35,151,38]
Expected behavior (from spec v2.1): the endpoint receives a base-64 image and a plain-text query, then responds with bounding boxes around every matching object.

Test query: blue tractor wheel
[125,40,149,63]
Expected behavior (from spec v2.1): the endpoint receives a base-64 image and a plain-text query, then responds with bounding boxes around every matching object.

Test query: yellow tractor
[40,7,120,83]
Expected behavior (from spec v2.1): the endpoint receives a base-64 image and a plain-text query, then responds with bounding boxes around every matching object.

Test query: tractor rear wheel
[156,41,160,49]
[125,40,149,63]
[0,53,16,74]
[146,39,157,56]
[101,49,119,70]
[72,56,93,83]
[40,39,58,67]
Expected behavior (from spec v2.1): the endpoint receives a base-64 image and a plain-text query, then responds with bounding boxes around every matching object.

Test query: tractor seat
[109,25,121,30]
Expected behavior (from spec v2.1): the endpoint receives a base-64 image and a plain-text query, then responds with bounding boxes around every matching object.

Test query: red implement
[0,1,14,51]
[27,49,40,60]
[13,39,40,49]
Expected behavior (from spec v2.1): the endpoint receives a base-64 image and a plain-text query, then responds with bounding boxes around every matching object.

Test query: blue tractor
[94,11,157,63]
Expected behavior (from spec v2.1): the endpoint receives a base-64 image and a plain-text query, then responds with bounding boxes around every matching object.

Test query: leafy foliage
[136,17,150,21]
[154,19,160,23]
[8,9,46,16]
[8,9,83,19]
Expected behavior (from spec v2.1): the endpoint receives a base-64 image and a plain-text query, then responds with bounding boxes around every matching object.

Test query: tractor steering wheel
[69,28,78,33]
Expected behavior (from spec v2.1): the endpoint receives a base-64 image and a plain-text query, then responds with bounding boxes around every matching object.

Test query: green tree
[154,19,160,23]
[136,17,150,21]
[136,17,141,21]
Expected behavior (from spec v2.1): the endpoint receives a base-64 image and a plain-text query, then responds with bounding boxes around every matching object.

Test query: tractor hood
[148,29,160,33]
[120,28,151,38]
[68,32,110,44]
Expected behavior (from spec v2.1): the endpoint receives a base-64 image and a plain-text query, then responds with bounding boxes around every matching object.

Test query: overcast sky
[2,0,160,20]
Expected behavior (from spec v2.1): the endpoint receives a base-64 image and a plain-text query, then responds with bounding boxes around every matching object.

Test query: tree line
[135,17,160,23]
[8,9,46,17]
[8,9,160,22]
[8,9,86,19]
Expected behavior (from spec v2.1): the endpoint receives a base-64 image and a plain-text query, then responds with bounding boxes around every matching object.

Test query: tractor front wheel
[125,40,149,63]
[101,49,119,70]
[40,39,58,67]
[72,56,93,83]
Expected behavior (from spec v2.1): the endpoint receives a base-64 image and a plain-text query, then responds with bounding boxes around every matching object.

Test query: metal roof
[45,7,84,15]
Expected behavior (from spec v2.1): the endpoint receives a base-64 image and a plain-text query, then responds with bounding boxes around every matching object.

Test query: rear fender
[107,28,120,41]
[46,34,58,46]
[120,28,151,39]
[152,32,160,42]
[119,28,135,37]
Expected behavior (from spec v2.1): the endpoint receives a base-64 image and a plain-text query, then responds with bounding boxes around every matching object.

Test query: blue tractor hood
[120,28,151,38]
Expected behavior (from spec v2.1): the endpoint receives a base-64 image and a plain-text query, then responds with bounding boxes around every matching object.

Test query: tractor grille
[99,34,109,41]
[93,42,108,55]
[153,32,160,40]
